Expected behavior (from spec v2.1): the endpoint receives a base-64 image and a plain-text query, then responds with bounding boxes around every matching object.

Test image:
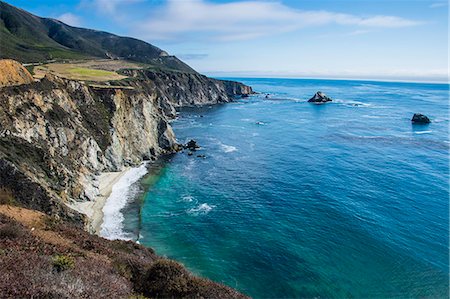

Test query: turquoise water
[125,78,449,298]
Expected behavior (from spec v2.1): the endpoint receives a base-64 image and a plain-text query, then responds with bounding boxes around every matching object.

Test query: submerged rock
[308,91,332,103]
[411,113,431,124]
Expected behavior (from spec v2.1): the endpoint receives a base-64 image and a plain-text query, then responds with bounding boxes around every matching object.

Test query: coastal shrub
[0,187,15,205]
[142,259,191,298]
[0,223,23,239]
[52,254,75,272]
[43,214,60,230]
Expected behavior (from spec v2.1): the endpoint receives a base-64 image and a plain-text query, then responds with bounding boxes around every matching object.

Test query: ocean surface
[117,78,449,298]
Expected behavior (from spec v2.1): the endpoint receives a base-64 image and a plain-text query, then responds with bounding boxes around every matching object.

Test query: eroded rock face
[411,113,431,124]
[120,69,253,109]
[308,91,332,103]
[0,74,176,218]
[0,59,34,87]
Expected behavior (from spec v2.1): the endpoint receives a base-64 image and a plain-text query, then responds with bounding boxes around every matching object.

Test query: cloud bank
[133,0,422,41]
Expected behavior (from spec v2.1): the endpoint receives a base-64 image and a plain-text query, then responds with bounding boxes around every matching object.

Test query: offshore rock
[308,91,332,103]
[411,113,431,124]
[185,139,200,151]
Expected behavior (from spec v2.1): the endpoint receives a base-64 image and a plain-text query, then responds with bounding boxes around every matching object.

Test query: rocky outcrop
[120,69,253,116]
[0,59,34,87]
[308,91,332,103]
[184,139,200,151]
[411,113,431,124]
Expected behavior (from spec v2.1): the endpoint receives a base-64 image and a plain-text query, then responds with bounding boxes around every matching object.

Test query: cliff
[0,64,252,223]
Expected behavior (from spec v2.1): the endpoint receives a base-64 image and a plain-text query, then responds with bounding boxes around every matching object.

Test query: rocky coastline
[0,59,252,298]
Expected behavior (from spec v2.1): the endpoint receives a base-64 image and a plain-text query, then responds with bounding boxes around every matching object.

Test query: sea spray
[100,163,148,240]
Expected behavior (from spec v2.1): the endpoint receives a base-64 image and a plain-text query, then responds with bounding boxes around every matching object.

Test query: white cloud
[79,0,143,14]
[429,2,447,8]
[134,0,422,41]
[57,13,82,27]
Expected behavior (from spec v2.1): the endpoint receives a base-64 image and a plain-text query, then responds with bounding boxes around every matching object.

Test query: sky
[6,0,449,82]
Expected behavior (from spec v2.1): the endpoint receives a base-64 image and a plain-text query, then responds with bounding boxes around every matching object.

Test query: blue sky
[7,0,449,82]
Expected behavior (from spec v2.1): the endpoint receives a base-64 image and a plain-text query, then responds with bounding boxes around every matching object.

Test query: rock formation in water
[308,91,332,103]
[411,113,431,124]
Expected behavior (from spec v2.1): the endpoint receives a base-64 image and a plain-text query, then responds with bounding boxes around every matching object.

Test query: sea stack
[411,113,431,124]
[308,91,332,103]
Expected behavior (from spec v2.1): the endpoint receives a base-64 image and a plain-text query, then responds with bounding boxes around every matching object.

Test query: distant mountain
[0,1,195,73]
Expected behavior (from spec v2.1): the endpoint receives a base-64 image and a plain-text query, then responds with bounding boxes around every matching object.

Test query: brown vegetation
[0,205,248,298]
[0,59,34,87]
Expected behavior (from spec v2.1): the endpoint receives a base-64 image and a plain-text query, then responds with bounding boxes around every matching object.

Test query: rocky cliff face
[121,69,253,116]
[0,63,252,222]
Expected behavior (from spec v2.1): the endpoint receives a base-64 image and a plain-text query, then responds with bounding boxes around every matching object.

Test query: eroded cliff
[0,62,252,223]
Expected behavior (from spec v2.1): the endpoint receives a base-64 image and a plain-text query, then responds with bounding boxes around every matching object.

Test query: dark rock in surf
[308,91,332,103]
[184,139,200,151]
[411,113,431,124]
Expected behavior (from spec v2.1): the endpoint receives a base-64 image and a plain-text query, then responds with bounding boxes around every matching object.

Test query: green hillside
[0,1,195,73]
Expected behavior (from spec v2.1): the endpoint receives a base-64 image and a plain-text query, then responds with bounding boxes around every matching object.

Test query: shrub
[43,215,60,230]
[52,255,75,272]
[0,187,15,205]
[142,259,191,298]
[0,223,23,239]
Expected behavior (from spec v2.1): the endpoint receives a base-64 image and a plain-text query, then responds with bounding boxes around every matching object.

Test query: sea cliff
[0,63,252,223]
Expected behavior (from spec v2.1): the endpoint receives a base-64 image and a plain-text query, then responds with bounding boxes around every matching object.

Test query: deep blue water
[125,78,449,298]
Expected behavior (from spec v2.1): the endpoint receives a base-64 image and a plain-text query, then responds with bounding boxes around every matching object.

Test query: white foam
[414,130,433,135]
[220,143,238,153]
[188,203,215,215]
[182,195,195,202]
[100,163,148,240]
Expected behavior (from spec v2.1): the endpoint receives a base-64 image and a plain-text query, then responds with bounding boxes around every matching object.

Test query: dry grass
[32,59,144,82]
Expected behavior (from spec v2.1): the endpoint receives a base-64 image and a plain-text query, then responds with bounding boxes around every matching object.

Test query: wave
[188,203,215,215]
[414,130,433,135]
[100,163,148,240]
[333,99,372,107]
[220,143,238,153]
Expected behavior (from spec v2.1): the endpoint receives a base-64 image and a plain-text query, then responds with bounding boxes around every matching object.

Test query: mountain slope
[0,1,195,72]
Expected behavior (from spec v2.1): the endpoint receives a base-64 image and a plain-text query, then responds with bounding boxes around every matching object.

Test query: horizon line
[205,73,450,85]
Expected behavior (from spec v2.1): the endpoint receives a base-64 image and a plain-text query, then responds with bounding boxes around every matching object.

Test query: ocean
[114,78,449,298]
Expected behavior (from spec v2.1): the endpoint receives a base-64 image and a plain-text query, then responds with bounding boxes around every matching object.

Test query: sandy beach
[70,168,130,235]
